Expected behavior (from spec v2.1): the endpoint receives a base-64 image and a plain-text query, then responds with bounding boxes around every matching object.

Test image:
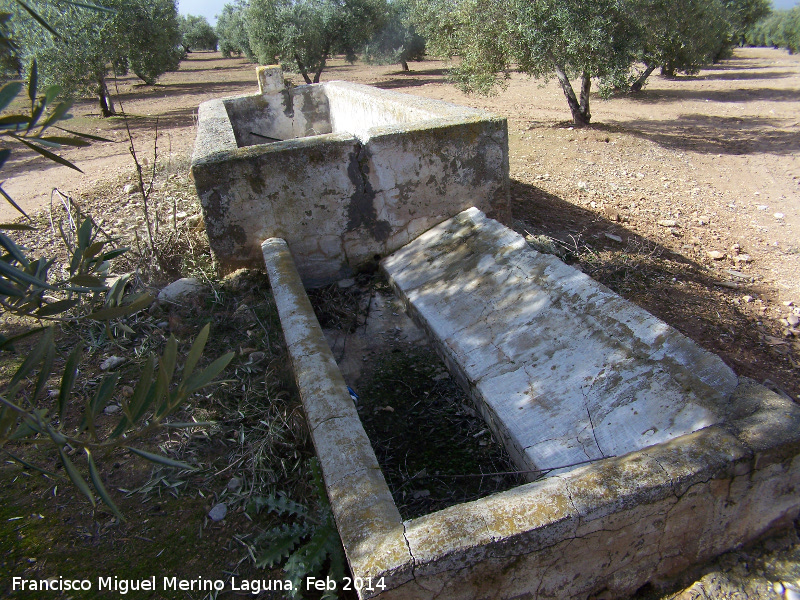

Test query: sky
[179,0,800,27]
[177,0,227,26]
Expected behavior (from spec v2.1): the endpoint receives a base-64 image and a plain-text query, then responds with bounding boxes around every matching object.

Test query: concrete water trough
[193,71,800,599]
[191,66,509,287]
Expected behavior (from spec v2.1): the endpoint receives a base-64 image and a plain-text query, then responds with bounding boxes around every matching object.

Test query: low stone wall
[192,74,510,287]
[262,230,800,600]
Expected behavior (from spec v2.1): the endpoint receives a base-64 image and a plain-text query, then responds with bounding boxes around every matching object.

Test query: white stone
[383,208,738,474]
[100,356,125,371]
[157,278,206,303]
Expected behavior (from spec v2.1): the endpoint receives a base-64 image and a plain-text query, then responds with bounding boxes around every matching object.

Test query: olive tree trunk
[630,64,656,92]
[554,63,590,126]
[98,77,115,117]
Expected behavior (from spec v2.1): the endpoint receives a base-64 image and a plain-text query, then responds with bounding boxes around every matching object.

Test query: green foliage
[410,0,638,125]
[7,0,183,114]
[363,0,425,71]
[722,0,771,48]
[217,0,254,59]
[747,8,800,53]
[0,1,234,522]
[0,321,234,519]
[246,0,387,84]
[178,14,218,52]
[0,214,138,326]
[125,0,185,84]
[248,459,345,598]
[621,0,730,91]
[0,10,22,76]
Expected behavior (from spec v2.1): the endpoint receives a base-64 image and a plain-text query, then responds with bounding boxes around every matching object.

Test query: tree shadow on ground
[372,68,449,90]
[510,178,799,399]
[598,114,799,156]
[625,86,799,104]
[179,52,235,62]
[113,79,256,104]
[686,70,791,81]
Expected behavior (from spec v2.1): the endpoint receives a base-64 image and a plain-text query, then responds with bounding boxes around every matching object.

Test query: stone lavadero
[192,66,509,287]
[196,72,800,599]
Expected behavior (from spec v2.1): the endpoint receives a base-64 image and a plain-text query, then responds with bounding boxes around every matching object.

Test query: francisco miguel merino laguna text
[11,576,296,594]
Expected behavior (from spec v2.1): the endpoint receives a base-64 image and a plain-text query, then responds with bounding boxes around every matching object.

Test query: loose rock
[208,503,227,521]
[158,278,206,303]
[100,356,125,371]
[787,315,800,327]
[245,351,265,365]
[657,219,678,227]
[707,250,726,260]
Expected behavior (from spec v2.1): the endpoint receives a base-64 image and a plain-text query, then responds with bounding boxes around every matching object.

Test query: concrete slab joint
[192,69,511,287]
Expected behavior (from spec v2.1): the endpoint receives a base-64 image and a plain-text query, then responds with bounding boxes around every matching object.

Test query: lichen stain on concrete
[346,147,391,243]
[280,89,294,119]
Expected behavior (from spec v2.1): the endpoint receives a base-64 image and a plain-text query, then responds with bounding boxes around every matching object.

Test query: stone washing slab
[382,208,740,475]
[192,75,510,287]
[265,233,800,599]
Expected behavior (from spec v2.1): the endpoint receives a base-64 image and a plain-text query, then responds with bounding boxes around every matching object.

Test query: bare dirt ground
[2,47,800,598]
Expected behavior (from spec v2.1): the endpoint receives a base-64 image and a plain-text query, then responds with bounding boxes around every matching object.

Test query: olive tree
[363,0,425,71]
[721,0,771,50]
[412,0,638,126]
[623,0,730,91]
[178,14,218,52]
[246,0,387,84]
[747,8,800,53]
[217,0,254,58]
[9,0,183,115]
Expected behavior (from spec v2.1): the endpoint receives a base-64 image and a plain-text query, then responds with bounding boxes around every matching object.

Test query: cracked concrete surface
[383,208,740,475]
